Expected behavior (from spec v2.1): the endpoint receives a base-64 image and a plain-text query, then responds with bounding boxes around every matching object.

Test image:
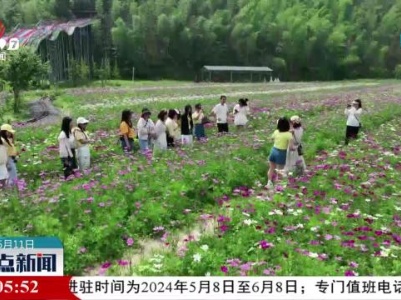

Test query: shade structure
[2,18,95,82]
[201,65,273,82]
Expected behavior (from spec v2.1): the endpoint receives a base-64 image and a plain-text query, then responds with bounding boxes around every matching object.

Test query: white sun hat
[77,117,89,125]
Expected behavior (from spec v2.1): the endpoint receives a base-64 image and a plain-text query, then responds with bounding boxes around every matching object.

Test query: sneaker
[265,181,274,190]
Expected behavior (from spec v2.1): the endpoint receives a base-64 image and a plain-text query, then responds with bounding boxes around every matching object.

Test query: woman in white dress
[0,138,8,189]
[137,108,156,154]
[284,116,307,176]
[72,117,92,171]
[154,110,168,152]
[58,117,75,179]
[233,98,250,128]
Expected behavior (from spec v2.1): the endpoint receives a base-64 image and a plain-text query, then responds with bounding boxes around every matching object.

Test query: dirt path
[16,97,62,127]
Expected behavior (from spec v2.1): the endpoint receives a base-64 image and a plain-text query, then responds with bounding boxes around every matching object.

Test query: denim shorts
[269,147,287,165]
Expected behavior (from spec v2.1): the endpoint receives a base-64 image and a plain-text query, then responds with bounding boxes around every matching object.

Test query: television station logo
[0,20,20,61]
[0,237,64,276]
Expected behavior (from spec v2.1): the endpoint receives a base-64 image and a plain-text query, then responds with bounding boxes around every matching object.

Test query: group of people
[58,116,92,178]
[265,98,363,189]
[118,95,250,154]
[0,124,18,189]
[1,95,362,189]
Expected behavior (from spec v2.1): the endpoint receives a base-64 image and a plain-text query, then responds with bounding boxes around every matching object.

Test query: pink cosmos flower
[259,240,273,249]
[126,238,134,246]
[118,260,129,266]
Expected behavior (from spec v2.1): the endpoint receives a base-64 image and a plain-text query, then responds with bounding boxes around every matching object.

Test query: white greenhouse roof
[203,65,273,72]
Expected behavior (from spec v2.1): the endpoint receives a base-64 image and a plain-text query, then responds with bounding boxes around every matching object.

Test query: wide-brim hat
[77,117,89,125]
[1,124,15,134]
[290,115,301,124]
[142,108,151,116]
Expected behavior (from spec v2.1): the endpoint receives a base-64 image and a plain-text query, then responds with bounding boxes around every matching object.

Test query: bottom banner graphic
[0,276,400,299]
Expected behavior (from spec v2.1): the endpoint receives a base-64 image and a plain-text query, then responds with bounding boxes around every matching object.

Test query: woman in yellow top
[192,103,206,140]
[0,124,18,186]
[266,117,294,189]
[119,110,135,153]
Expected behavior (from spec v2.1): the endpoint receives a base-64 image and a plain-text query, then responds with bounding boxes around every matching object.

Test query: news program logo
[0,20,5,38]
[0,20,20,61]
[0,237,64,276]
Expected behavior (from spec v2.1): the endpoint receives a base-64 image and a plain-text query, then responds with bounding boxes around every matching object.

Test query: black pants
[345,126,360,145]
[61,157,74,179]
[217,123,229,133]
[71,148,78,169]
[167,135,175,148]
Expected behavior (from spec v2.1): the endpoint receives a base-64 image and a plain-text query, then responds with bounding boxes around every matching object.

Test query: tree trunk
[13,88,20,113]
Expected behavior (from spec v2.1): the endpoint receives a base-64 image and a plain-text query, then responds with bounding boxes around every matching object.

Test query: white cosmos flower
[244,219,256,225]
[200,245,209,251]
[193,253,201,262]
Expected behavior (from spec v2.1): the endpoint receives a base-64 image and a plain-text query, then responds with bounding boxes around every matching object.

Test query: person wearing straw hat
[284,115,306,176]
[73,117,92,171]
[137,108,156,154]
[0,124,18,186]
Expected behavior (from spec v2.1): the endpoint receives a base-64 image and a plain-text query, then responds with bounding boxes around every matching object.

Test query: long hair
[61,117,72,138]
[0,130,12,146]
[121,110,132,127]
[184,105,192,116]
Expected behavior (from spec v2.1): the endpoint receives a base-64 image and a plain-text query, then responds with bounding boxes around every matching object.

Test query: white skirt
[234,114,248,126]
[77,145,91,170]
[0,164,8,181]
[154,134,167,150]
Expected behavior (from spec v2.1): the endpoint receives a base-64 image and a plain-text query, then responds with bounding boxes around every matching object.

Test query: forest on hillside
[1,0,401,81]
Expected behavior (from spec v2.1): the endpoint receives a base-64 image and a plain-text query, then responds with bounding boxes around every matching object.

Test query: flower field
[2,80,401,276]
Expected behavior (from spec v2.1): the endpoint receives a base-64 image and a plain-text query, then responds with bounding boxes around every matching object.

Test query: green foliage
[68,58,90,87]
[0,47,48,112]
[1,0,400,80]
[94,58,112,86]
[394,65,401,79]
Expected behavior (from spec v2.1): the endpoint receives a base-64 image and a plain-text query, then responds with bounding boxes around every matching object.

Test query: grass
[1,80,401,276]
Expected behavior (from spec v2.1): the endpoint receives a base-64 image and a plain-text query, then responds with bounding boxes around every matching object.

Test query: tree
[0,47,48,113]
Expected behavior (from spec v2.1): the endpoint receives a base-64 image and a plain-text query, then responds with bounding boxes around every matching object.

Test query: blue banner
[0,237,63,249]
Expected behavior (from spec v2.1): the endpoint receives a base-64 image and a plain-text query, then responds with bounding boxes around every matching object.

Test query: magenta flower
[126,238,134,246]
[101,261,111,269]
[220,266,228,273]
[259,240,273,249]
[118,260,129,266]
[345,270,357,276]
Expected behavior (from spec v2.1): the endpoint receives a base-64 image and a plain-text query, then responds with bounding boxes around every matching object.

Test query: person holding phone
[192,103,206,140]
[344,99,362,145]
